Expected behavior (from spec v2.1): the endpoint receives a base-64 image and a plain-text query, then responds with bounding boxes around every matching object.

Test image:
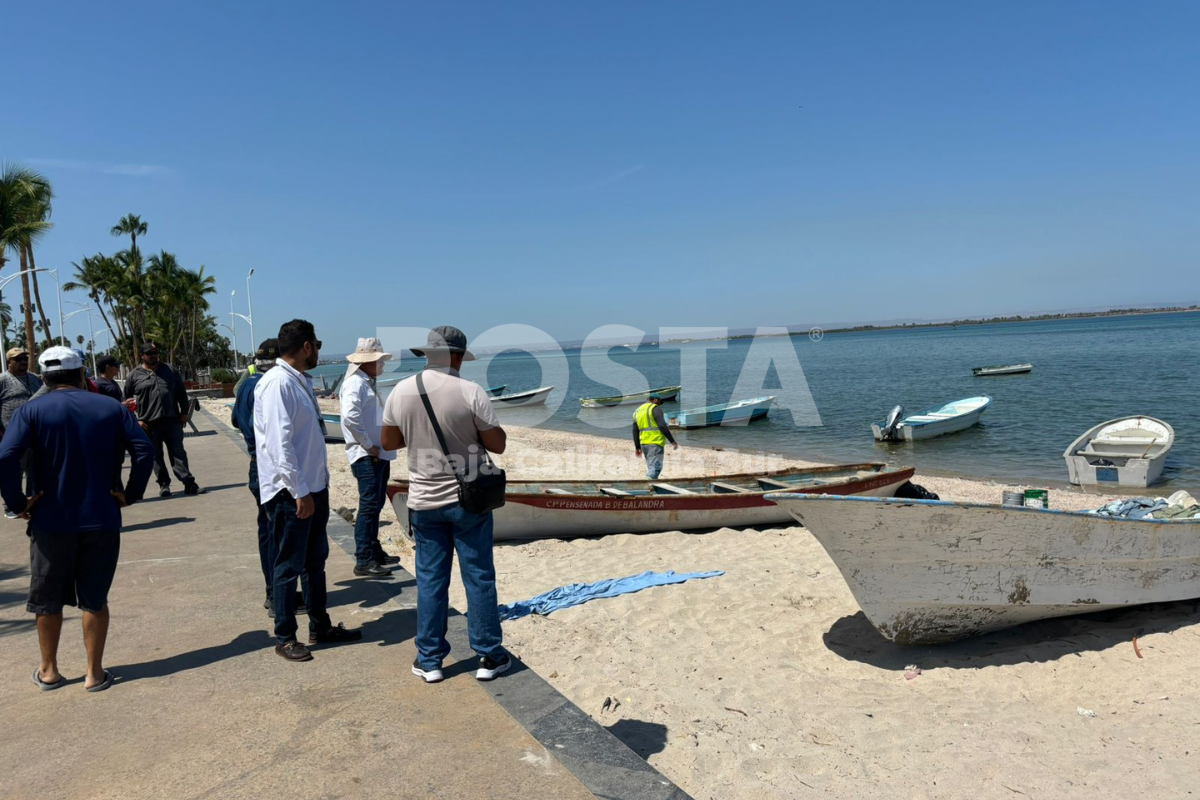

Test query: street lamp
[65,301,99,375]
[229,290,239,369]
[0,267,63,358]
[246,268,256,349]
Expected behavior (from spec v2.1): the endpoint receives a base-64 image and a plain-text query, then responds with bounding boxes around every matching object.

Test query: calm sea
[312,311,1200,487]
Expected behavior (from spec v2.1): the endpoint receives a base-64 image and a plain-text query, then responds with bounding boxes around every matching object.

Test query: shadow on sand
[607,718,670,759]
[824,598,1200,670]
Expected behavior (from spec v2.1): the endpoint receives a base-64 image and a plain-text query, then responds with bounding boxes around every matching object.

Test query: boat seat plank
[710,482,751,493]
[651,483,696,495]
[544,488,573,495]
[599,487,632,497]
[757,478,793,489]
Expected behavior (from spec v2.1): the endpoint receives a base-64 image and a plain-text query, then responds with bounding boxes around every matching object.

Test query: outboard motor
[880,405,904,442]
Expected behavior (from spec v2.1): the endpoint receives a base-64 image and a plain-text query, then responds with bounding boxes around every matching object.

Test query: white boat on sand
[1064,415,1174,487]
[387,463,914,542]
[872,396,991,442]
[766,494,1200,644]
[491,386,554,408]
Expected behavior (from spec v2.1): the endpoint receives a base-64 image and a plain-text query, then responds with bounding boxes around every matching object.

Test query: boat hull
[321,414,344,441]
[668,397,775,429]
[767,495,1200,644]
[972,364,1032,376]
[580,386,682,408]
[388,465,914,542]
[1063,415,1174,488]
[491,386,554,407]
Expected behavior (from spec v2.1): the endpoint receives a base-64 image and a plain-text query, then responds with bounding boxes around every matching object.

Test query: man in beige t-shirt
[381,326,510,684]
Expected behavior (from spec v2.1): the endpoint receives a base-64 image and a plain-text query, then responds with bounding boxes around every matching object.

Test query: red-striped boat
[386,463,915,542]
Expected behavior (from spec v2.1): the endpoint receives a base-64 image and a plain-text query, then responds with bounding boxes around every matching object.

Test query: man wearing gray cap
[382,326,511,683]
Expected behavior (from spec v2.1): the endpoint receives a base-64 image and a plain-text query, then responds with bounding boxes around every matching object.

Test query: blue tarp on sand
[498,569,724,622]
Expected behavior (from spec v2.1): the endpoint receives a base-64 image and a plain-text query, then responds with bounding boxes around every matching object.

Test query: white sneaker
[411,659,444,684]
[475,654,511,681]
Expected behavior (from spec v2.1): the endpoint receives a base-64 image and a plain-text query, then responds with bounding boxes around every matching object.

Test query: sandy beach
[200,397,1200,798]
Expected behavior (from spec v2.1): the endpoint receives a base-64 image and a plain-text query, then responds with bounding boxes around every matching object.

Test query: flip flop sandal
[31,668,65,691]
[85,670,115,693]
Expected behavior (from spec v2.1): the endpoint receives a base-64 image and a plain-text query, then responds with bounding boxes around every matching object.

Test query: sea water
[312,311,1200,486]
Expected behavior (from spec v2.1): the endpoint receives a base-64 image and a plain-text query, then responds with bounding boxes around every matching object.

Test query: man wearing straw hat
[340,337,399,578]
[632,392,678,480]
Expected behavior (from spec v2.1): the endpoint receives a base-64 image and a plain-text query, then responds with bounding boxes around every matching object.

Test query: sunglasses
[311,340,323,350]
[144,351,159,357]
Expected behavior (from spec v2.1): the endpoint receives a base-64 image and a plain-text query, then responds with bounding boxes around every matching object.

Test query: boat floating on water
[482,383,507,396]
[666,396,775,428]
[765,493,1200,644]
[491,386,555,407]
[872,396,991,442]
[1064,416,1174,487]
[972,363,1032,376]
[387,463,914,542]
[579,385,682,408]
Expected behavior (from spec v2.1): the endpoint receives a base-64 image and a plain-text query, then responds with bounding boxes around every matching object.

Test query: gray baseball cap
[411,325,476,361]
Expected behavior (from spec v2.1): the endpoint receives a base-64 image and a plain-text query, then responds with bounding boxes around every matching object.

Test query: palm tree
[111,213,147,256]
[65,253,121,343]
[0,163,53,356]
[23,177,55,346]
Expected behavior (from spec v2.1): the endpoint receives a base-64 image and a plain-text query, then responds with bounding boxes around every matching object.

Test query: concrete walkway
[0,411,661,799]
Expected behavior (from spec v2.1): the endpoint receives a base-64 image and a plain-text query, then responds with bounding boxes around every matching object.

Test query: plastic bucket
[1002,490,1025,507]
[1023,489,1050,509]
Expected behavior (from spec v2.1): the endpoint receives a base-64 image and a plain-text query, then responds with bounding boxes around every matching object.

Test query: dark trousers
[265,488,332,644]
[351,457,391,567]
[145,418,195,489]
[248,457,306,600]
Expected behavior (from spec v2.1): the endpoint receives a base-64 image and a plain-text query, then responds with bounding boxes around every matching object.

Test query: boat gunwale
[874,395,992,429]
[578,384,683,406]
[764,492,1200,524]
[388,462,912,502]
[668,395,776,418]
[1063,415,1175,459]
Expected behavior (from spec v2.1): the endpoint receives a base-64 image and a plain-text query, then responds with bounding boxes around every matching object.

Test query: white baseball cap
[38,346,84,373]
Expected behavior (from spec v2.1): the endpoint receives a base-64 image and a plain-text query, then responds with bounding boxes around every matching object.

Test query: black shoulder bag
[416,373,506,514]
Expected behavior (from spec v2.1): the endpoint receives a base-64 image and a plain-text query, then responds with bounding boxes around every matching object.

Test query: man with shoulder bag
[381,326,510,684]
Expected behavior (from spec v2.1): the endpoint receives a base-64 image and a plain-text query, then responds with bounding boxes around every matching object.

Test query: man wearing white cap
[0,346,154,692]
[339,337,398,577]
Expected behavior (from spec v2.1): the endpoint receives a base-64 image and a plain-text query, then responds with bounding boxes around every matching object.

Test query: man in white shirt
[254,319,361,662]
[339,337,399,577]
[382,326,511,684]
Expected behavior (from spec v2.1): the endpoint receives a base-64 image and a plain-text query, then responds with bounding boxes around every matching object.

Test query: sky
[4,1,1199,353]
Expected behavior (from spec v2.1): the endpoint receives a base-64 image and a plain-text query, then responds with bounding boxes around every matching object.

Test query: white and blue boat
[872,396,991,442]
[666,396,775,429]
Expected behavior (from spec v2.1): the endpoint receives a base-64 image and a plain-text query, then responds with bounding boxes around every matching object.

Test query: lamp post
[229,290,239,369]
[65,301,99,375]
[246,268,256,350]
[0,267,63,358]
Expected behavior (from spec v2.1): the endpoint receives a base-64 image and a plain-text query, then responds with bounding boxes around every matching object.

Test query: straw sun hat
[346,337,393,364]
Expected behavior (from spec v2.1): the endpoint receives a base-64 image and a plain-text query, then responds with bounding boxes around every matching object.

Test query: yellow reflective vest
[634,402,667,447]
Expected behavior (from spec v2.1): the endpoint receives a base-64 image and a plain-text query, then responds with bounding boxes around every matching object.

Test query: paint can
[1023,489,1050,509]
[1002,490,1025,507]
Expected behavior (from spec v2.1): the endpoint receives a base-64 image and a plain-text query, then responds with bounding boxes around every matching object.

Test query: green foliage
[209,368,238,384]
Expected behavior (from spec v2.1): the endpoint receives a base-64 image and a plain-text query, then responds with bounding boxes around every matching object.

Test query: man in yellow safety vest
[632,393,678,479]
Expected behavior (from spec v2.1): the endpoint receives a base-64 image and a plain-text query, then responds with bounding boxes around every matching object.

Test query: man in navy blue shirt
[0,347,154,692]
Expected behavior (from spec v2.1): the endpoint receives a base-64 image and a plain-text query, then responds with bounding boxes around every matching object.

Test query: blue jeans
[351,457,391,567]
[265,488,332,643]
[249,457,305,601]
[642,444,664,479]
[409,502,504,670]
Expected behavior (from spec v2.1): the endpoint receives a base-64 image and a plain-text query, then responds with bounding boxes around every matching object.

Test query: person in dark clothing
[0,346,154,692]
[94,355,124,403]
[123,342,204,497]
[231,338,307,617]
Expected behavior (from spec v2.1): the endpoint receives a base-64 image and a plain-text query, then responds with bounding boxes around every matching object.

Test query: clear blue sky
[5,1,1198,352]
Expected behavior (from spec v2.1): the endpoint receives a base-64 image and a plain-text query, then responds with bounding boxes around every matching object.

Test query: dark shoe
[263,593,272,610]
[476,653,511,681]
[353,562,391,578]
[411,658,444,684]
[308,622,362,645]
[184,483,206,496]
[159,486,172,498]
[374,550,401,566]
[275,640,312,662]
